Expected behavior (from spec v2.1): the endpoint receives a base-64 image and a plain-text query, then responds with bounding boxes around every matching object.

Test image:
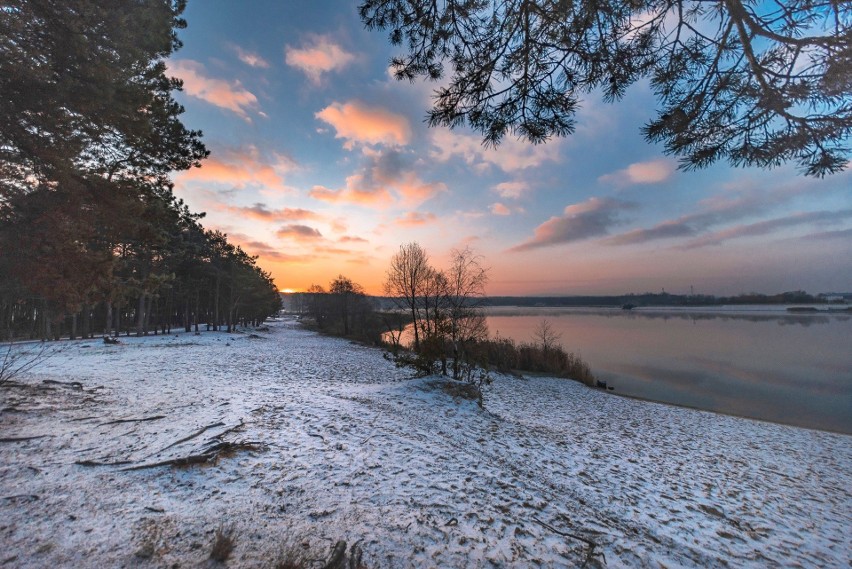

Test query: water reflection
[486,306,850,327]
[483,307,852,434]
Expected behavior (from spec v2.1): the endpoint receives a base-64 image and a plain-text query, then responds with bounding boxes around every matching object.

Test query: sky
[167,0,852,296]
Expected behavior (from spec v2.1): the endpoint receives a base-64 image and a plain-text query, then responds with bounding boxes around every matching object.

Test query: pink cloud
[430,130,561,172]
[339,235,368,243]
[232,45,270,68]
[285,35,356,84]
[492,181,528,199]
[510,197,633,252]
[168,60,259,119]
[316,101,411,149]
[490,203,511,216]
[395,212,438,226]
[598,159,675,186]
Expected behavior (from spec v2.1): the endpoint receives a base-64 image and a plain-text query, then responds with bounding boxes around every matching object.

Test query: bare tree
[445,248,490,379]
[533,319,562,356]
[0,341,58,385]
[384,242,432,350]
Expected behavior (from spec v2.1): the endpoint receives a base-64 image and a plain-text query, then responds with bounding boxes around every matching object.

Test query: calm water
[484,306,852,434]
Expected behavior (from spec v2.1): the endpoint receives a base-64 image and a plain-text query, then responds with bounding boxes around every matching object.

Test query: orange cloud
[218,203,321,222]
[285,35,356,84]
[598,159,675,186]
[310,174,394,207]
[395,212,437,226]
[396,173,447,207]
[177,147,295,192]
[316,101,411,149]
[222,233,312,264]
[168,60,259,119]
[276,224,323,241]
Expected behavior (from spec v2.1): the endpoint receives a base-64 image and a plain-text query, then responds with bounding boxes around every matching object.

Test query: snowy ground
[1,317,850,568]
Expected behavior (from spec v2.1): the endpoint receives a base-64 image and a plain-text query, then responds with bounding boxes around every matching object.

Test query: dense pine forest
[0,1,280,341]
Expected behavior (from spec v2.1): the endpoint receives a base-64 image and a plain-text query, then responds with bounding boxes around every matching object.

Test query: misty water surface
[484,306,852,434]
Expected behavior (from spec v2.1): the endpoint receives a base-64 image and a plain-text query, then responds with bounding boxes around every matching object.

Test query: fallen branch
[532,517,602,568]
[100,415,165,426]
[0,435,48,443]
[121,452,216,471]
[212,419,244,438]
[157,421,225,453]
[121,440,263,471]
[42,379,83,390]
[75,459,133,467]
[2,494,39,502]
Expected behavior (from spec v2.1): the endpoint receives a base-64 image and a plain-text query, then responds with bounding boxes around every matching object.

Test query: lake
[483,306,852,434]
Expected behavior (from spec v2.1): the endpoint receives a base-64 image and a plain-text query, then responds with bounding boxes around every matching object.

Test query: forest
[0,1,281,341]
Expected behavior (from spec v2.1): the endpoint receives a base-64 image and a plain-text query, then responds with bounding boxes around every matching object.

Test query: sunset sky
[168,0,852,296]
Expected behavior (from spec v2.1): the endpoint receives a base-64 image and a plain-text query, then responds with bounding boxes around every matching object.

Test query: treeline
[295,275,387,342]
[485,290,836,308]
[286,243,597,390]
[0,1,280,341]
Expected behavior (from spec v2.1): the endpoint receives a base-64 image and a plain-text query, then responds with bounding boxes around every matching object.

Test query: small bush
[475,336,596,385]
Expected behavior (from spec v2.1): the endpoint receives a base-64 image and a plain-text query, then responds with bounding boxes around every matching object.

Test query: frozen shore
[1,317,850,567]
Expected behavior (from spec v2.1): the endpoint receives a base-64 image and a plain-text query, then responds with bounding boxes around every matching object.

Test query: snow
[1,317,850,567]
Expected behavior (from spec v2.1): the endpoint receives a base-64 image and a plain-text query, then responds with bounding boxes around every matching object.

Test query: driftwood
[532,517,603,568]
[121,452,216,471]
[42,379,83,390]
[0,435,48,443]
[100,415,165,426]
[75,459,133,467]
[2,494,39,502]
[121,440,262,471]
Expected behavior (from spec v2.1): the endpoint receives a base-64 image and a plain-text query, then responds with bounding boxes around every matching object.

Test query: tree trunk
[81,303,89,339]
[105,300,113,337]
[213,273,221,331]
[184,298,191,332]
[144,295,153,335]
[136,293,146,336]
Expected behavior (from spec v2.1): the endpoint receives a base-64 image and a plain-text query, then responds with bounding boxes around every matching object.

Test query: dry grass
[209,524,236,563]
[436,379,482,402]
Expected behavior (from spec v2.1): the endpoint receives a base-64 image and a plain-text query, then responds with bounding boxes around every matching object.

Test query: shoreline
[1,317,850,567]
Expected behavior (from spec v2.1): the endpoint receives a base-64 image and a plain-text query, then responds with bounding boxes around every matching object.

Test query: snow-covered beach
[1,317,850,567]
